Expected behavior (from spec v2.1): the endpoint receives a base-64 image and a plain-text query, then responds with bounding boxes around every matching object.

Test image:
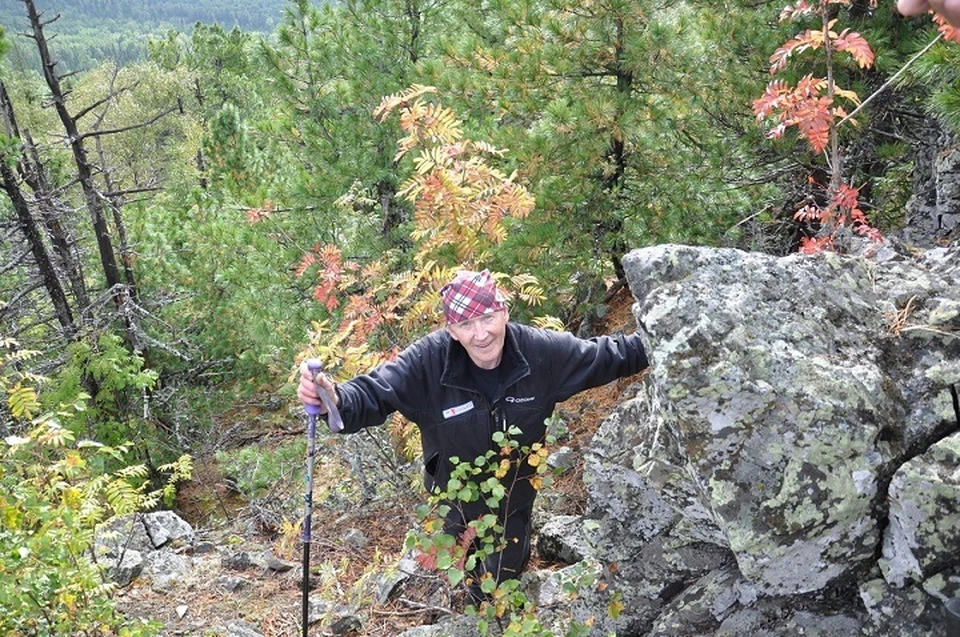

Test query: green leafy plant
[215,438,304,499]
[41,331,158,450]
[404,426,603,636]
[1,343,189,636]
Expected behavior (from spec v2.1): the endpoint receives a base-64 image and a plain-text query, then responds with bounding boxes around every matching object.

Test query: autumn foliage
[277,86,555,456]
[753,0,882,253]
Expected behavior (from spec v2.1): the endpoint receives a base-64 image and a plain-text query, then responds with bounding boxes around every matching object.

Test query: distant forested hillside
[0,0,289,71]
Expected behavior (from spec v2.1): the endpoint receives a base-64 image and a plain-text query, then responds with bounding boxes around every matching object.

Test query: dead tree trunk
[21,129,92,318]
[0,160,76,339]
[1,79,92,322]
[24,0,126,300]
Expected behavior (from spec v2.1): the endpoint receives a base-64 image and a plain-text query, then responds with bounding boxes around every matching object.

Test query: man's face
[447,309,510,370]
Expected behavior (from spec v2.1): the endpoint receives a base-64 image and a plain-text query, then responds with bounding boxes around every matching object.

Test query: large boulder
[617,245,960,599]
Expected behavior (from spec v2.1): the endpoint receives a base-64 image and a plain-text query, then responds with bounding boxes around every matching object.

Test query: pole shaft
[302,407,319,636]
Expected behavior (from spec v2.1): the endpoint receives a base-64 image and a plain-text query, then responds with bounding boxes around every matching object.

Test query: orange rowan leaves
[294,252,316,278]
[832,29,874,67]
[934,13,960,42]
[792,180,881,253]
[756,1,884,253]
[755,2,874,154]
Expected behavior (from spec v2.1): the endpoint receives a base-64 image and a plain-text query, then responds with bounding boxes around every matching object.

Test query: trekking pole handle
[305,359,344,433]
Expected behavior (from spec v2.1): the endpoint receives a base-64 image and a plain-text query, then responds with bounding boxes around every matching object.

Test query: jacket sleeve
[332,337,434,434]
[539,329,649,403]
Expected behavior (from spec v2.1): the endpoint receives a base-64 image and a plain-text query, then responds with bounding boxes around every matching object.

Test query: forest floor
[116,287,641,637]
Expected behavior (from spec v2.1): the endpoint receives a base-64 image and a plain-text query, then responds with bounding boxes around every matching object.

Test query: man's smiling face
[447,308,510,370]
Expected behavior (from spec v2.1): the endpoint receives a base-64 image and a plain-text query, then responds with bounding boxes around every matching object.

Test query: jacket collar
[440,322,531,393]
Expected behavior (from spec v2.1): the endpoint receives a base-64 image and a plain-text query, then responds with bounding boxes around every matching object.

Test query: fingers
[898,0,933,16]
[940,0,960,25]
[297,361,338,412]
[898,0,960,25]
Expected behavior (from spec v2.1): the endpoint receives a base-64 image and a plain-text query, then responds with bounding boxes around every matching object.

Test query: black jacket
[335,322,648,519]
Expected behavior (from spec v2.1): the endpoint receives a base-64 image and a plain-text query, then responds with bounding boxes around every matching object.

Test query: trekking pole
[301,359,344,637]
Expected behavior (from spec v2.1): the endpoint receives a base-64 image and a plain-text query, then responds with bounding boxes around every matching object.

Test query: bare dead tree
[19,0,180,356]
[22,0,126,304]
[0,152,76,339]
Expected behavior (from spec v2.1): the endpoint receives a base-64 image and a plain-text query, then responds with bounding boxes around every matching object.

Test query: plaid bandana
[441,269,507,325]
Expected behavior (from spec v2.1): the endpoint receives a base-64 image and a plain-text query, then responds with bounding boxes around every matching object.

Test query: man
[898,0,960,25]
[297,269,649,603]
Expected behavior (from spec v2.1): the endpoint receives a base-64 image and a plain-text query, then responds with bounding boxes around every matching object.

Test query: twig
[899,325,959,339]
[838,33,944,127]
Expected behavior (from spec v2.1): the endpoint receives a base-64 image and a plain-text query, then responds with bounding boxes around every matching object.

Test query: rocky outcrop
[527,243,960,636]
[904,120,960,246]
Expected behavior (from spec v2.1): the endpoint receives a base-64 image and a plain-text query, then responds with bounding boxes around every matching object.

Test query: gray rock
[859,578,949,636]
[546,446,577,474]
[372,554,419,604]
[223,619,264,637]
[881,433,960,587]
[99,547,144,587]
[330,610,362,635]
[142,510,194,548]
[262,552,297,572]
[95,513,154,555]
[536,515,590,564]
[146,548,190,590]
[621,245,960,598]
[221,551,251,571]
[342,527,369,550]
[216,575,250,592]
[647,566,743,635]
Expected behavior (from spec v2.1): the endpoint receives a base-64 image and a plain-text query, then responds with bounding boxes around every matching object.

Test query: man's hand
[298,360,339,414]
[898,0,960,26]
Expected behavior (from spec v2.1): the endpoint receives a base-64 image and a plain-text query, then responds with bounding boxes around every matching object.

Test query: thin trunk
[598,14,630,281]
[24,0,126,298]
[94,136,139,301]
[22,130,92,317]
[0,161,76,338]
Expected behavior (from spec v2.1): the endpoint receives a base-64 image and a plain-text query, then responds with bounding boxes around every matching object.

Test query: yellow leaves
[376,86,536,268]
[36,423,75,448]
[373,84,437,122]
[494,458,511,479]
[608,594,626,619]
[62,485,83,509]
[527,443,549,469]
[7,382,40,420]
[833,87,861,105]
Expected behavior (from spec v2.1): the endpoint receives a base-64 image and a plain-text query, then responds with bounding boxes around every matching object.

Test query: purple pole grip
[306,359,344,433]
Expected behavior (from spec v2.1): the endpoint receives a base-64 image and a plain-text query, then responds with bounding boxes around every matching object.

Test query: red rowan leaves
[832,29,874,67]
[754,3,874,154]
[755,0,883,253]
[294,252,316,278]
[779,1,817,22]
[770,30,825,73]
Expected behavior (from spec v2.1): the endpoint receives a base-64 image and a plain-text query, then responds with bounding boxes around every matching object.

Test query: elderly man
[298,269,648,604]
